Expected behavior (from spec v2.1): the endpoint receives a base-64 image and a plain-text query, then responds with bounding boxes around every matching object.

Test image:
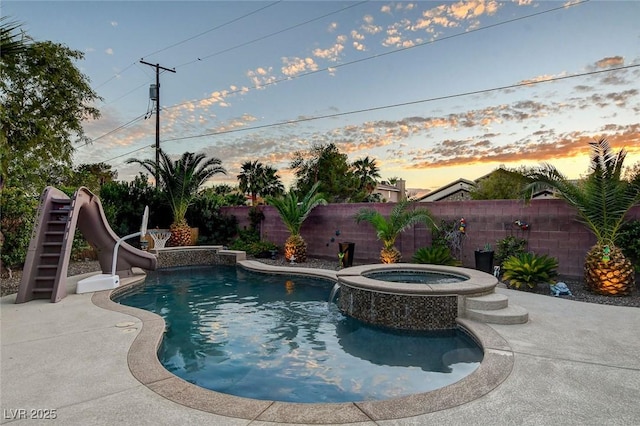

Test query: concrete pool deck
[2,270,640,425]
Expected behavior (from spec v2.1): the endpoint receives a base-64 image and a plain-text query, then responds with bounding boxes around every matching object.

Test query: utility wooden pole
[140,60,175,186]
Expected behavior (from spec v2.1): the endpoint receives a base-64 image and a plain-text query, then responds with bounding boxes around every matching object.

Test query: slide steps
[16,187,157,304]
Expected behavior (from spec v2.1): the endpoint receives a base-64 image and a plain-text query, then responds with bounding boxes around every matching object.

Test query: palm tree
[355,200,437,263]
[352,156,381,195]
[1,17,30,64]
[127,150,226,246]
[266,182,327,262]
[262,165,285,198]
[237,160,283,205]
[525,139,640,295]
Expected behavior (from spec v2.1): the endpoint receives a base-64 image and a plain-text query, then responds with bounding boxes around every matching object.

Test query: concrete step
[465,293,509,311]
[465,304,529,325]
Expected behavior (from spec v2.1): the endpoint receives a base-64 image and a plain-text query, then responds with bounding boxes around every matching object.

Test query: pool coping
[336,263,498,295]
[93,261,514,424]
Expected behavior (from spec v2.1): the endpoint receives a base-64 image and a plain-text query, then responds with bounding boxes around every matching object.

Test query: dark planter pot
[254,251,271,259]
[474,250,494,274]
[339,242,356,268]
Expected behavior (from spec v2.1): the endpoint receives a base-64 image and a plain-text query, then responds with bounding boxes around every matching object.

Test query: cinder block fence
[222,200,640,278]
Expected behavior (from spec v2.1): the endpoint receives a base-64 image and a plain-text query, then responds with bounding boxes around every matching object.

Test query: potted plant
[338,241,355,268]
[474,243,494,274]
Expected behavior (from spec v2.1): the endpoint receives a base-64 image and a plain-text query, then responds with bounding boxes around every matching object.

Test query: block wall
[222,201,640,278]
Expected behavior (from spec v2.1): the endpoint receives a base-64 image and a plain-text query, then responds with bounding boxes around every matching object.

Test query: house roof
[417,178,476,202]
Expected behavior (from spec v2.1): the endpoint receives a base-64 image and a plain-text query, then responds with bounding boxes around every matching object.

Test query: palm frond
[267,182,326,236]
[126,149,226,224]
[525,139,640,243]
[355,200,436,249]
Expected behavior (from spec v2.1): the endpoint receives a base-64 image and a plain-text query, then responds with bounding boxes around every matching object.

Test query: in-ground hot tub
[336,263,498,330]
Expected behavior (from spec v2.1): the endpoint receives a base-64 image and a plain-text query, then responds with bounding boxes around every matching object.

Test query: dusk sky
[6,0,640,193]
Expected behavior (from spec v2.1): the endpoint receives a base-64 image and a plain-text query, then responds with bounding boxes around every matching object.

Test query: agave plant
[525,139,640,295]
[266,182,327,262]
[127,150,226,246]
[355,200,437,263]
[412,246,461,266]
[502,252,558,290]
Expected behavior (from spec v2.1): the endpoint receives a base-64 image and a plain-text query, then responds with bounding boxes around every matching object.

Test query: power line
[75,112,147,147]
[175,1,369,68]
[164,0,590,113]
[84,2,370,145]
[160,64,639,144]
[142,1,282,59]
[94,0,282,95]
[92,0,591,156]
[93,62,137,90]
[107,144,154,164]
[99,63,638,167]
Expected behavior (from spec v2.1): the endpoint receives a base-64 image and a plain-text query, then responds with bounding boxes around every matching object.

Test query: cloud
[591,56,625,70]
[312,36,346,62]
[327,22,338,32]
[246,67,277,89]
[402,124,640,171]
[105,48,114,55]
[281,57,319,77]
[110,21,118,27]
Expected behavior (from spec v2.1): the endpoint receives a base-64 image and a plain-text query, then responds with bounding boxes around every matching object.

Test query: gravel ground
[2,258,638,308]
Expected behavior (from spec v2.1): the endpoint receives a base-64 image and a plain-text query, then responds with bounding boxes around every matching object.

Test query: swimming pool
[114,265,483,403]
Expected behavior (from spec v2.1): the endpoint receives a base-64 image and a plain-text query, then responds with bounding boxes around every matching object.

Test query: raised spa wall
[336,264,498,331]
[153,246,246,268]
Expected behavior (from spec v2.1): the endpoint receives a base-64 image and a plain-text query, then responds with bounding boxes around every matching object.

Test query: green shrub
[617,220,640,271]
[431,219,465,260]
[502,252,558,290]
[100,174,169,237]
[412,246,461,266]
[0,187,38,270]
[228,229,277,256]
[495,235,528,267]
[187,191,238,246]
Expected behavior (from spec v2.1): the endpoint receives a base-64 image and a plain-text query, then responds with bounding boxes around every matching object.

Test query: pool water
[363,270,466,284]
[114,265,483,403]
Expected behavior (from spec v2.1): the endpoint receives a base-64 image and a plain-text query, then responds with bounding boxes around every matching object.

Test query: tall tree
[1,34,101,193]
[1,21,100,270]
[352,156,382,201]
[352,156,381,194]
[470,167,533,200]
[127,150,226,246]
[290,143,358,203]
[237,160,284,206]
[61,162,118,194]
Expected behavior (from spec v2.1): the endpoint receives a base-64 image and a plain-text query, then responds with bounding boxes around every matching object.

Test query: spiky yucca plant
[355,200,437,264]
[525,139,640,296]
[127,150,226,247]
[266,182,327,263]
[412,246,461,266]
[502,252,558,290]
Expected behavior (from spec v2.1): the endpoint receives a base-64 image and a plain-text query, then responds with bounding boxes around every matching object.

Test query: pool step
[465,293,509,310]
[464,293,529,325]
